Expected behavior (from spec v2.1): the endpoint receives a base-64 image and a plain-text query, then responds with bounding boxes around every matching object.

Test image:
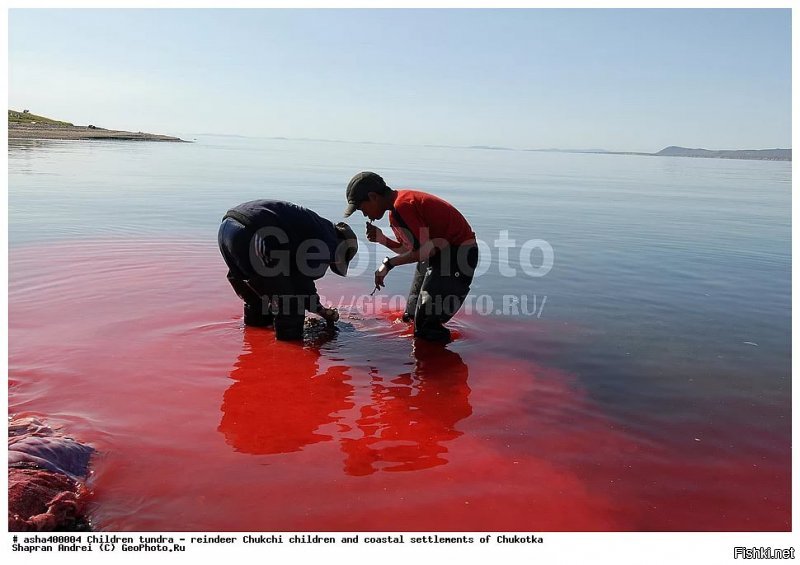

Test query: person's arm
[374,202,442,289]
[388,239,439,266]
[294,277,339,323]
[374,240,444,289]
[383,237,406,251]
[366,222,407,251]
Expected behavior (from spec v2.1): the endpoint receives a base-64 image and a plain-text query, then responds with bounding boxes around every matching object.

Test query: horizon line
[179,133,792,154]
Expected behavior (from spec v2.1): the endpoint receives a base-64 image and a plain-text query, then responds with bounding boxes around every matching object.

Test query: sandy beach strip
[9,123,186,142]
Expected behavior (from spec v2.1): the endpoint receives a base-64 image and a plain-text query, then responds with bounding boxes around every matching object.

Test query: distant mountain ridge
[654,146,790,161]
[465,144,791,161]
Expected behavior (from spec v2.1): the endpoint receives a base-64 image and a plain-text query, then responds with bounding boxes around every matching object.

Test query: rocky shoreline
[9,122,186,142]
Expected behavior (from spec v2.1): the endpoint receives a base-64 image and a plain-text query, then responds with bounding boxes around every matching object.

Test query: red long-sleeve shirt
[389,190,476,250]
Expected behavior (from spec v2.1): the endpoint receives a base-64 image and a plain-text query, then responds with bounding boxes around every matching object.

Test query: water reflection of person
[218,328,354,455]
[340,341,472,476]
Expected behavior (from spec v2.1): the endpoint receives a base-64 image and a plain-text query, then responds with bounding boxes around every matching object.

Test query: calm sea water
[7,136,791,531]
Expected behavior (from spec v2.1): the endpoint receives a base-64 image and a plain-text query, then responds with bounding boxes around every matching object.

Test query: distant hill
[465,144,791,162]
[469,145,514,151]
[8,109,185,142]
[655,146,790,161]
[9,109,73,127]
[526,148,611,154]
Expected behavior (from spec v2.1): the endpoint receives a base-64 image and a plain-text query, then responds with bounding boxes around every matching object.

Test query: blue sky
[8,9,792,152]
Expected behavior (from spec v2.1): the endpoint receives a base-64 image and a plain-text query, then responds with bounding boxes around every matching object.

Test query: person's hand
[318,306,339,325]
[374,257,393,289]
[374,268,387,290]
[366,222,385,244]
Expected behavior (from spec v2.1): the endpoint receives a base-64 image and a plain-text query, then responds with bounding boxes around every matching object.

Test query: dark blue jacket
[222,200,341,310]
[223,200,339,280]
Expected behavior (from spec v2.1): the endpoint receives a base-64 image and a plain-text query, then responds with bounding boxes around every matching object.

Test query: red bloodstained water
[8,240,790,531]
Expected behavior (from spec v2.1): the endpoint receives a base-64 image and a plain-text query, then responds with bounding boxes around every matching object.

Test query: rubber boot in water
[243,302,274,327]
[274,314,305,341]
[414,323,452,343]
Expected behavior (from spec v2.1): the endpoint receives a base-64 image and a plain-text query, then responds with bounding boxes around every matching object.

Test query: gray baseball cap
[330,222,358,276]
[343,171,389,217]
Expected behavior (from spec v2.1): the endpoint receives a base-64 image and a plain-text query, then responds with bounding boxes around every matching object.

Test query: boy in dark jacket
[219,200,357,340]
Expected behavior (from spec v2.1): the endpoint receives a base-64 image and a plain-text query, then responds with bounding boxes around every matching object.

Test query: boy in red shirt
[344,171,479,342]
